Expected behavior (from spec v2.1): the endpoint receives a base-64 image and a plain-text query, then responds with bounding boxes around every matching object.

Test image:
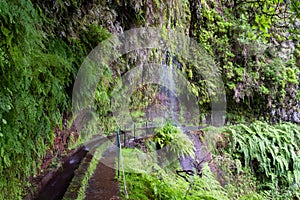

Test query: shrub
[154,121,195,159]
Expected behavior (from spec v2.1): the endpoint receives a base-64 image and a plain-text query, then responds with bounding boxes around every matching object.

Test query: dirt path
[85,148,121,200]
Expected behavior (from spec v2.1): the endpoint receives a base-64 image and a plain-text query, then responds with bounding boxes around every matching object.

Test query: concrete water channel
[33,134,118,200]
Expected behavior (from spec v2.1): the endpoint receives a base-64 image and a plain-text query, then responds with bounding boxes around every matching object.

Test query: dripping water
[161,64,178,123]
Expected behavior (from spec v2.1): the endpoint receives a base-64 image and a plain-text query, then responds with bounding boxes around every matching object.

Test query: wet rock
[179,130,212,176]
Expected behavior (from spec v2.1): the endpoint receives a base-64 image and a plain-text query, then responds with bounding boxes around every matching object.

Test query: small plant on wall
[154,121,178,149]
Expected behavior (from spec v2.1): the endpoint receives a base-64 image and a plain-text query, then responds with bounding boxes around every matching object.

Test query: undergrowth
[119,147,265,199]
[119,147,231,200]
[119,121,300,199]
[119,122,265,199]
[214,121,300,199]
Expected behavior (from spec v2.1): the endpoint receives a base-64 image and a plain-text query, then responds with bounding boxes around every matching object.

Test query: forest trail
[85,148,121,200]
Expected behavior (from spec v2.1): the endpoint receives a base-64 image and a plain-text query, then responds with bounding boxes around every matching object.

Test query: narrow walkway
[85,148,121,200]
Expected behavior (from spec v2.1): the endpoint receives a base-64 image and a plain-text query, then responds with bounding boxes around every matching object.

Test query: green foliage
[188,0,299,122]
[154,121,178,148]
[129,84,158,122]
[222,121,300,198]
[80,23,111,50]
[169,130,195,159]
[121,148,158,174]
[93,64,119,134]
[0,0,298,198]
[33,0,115,137]
[120,128,266,200]
[154,121,195,159]
[0,0,75,198]
[119,152,230,200]
[189,164,230,200]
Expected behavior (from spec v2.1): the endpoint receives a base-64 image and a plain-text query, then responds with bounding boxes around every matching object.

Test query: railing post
[146,121,148,137]
[133,123,136,140]
[124,130,126,147]
[116,128,120,178]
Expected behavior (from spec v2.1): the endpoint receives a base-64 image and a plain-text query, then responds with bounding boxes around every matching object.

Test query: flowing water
[34,148,88,200]
[161,64,178,123]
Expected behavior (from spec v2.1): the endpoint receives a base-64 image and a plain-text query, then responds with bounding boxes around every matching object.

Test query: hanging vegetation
[0,0,300,199]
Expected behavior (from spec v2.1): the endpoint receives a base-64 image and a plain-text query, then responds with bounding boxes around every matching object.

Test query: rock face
[33,0,300,125]
[179,130,212,176]
[270,106,300,124]
[268,71,300,124]
[178,130,231,187]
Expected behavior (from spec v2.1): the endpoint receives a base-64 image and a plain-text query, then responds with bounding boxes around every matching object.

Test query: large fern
[223,121,300,197]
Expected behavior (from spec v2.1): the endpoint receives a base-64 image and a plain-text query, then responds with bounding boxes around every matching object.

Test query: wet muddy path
[85,149,121,200]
